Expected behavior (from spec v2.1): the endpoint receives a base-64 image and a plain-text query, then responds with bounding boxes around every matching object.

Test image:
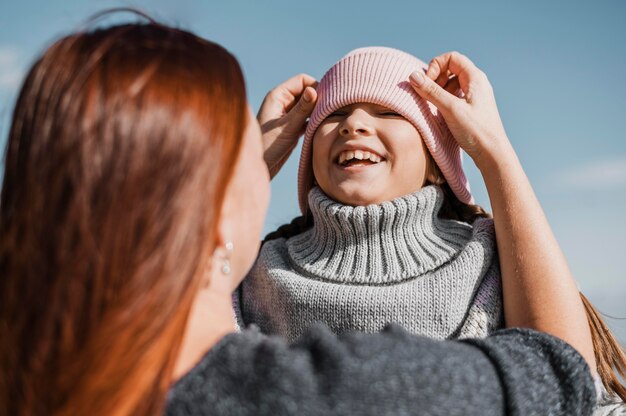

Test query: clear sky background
[1,0,625,341]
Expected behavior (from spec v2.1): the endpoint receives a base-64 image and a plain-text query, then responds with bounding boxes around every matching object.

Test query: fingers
[427,51,476,79]
[272,73,318,113]
[409,70,458,112]
[279,73,318,100]
[283,86,317,128]
[426,52,478,97]
[435,70,450,88]
[443,76,461,95]
[258,73,317,123]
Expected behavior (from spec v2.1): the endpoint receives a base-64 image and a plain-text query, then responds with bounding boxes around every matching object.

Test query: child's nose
[339,111,373,137]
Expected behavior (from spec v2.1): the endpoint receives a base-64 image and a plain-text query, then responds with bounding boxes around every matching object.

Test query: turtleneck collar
[286,185,474,285]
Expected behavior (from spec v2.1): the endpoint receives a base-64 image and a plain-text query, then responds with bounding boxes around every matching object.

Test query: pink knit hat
[298,46,473,214]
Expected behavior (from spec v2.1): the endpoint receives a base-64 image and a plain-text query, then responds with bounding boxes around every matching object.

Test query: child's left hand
[257,74,318,178]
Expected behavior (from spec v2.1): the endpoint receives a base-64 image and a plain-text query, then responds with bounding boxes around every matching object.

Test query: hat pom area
[297,47,472,215]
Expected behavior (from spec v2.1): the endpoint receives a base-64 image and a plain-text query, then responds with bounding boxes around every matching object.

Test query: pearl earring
[221,241,234,275]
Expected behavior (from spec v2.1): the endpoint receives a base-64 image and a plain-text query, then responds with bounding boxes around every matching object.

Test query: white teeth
[338,150,383,165]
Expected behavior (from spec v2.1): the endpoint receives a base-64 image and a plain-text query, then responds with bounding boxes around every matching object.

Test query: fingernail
[409,71,424,87]
[303,88,313,103]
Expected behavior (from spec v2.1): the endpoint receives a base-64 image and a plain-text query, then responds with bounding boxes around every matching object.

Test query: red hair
[0,22,247,415]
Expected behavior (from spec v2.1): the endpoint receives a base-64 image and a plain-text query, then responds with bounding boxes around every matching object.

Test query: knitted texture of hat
[298,46,473,214]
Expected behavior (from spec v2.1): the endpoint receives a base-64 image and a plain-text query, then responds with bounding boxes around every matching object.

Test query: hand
[408,52,509,170]
[257,74,318,178]
[410,54,597,372]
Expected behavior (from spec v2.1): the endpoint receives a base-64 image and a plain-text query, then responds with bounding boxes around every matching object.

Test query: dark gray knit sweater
[165,324,595,416]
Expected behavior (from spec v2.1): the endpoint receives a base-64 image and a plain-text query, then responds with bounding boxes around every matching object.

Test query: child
[238,47,625,413]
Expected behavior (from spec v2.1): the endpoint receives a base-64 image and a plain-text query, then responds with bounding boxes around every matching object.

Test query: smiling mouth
[337,150,385,167]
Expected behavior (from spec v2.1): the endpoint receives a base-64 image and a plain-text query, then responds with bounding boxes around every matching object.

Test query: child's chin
[327,186,386,207]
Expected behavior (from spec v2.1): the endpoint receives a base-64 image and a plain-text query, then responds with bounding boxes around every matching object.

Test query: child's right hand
[257,74,318,179]
[408,52,511,172]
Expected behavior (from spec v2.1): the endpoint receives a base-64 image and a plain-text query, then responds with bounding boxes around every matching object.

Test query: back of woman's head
[0,21,247,415]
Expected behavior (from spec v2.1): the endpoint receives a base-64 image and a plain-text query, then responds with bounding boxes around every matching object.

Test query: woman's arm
[166,324,595,416]
[408,52,597,372]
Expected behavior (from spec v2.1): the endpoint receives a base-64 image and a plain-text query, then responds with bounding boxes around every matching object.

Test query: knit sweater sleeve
[165,325,595,416]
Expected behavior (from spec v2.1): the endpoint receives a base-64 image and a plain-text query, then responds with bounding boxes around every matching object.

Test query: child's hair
[580,295,626,400]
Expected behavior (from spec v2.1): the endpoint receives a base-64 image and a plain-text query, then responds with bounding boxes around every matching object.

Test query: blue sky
[1,0,625,340]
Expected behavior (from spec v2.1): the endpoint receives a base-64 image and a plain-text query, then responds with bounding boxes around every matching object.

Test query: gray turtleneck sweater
[238,185,624,414]
[241,185,502,341]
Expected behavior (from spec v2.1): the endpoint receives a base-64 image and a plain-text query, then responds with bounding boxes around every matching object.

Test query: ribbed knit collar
[286,185,475,285]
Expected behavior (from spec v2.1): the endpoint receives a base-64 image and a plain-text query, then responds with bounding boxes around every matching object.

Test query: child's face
[312,103,431,206]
